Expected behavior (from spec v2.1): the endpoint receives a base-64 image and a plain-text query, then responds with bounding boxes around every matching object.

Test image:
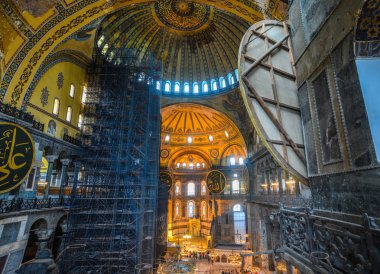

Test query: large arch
[0,0,286,107]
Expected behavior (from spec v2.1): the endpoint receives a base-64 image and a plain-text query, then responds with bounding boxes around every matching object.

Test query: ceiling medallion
[153,0,212,32]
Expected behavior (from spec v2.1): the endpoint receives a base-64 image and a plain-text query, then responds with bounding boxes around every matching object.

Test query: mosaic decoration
[356,0,380,41]
[0,122,35,193]
[22,49,90,108]
[47,119,56,135]
[57,72,64,89]
[0,0,284,105]
[40,86,49,107]
[154,0,211,31]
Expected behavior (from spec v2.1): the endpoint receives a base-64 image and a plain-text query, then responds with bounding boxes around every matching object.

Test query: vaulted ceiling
[96,2,250,84]
[0,0,288,106]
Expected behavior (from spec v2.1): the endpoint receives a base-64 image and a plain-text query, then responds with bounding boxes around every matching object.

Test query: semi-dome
[96,1,250,96]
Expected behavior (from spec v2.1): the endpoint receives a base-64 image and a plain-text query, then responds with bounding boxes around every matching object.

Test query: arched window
[175,201,181,218]
[201,181,206,195]
[66,106,72,122]
[202,81,208,93]
[175,181,181,195]
[230,157,236,166]
[97,35,105,47]
[193,82,199,94]
[187,182,195,196]
[78,114,83,128]
[235,69,239,80]
[53,98,60,115]
[239,157,244,165]
[156,81,161,90]
[174,82,180,93]
[81,86,87,103]
[188,201,194,218]
[69,84,75,98]
[211,79,217,91]
[182,163,187,168]
[189,163,194,169]
[233,204,246,244]
[232,180,240,194]
[101,43,109,55]
[184,82,190,93]
[201,201,207,218]
[220,77,226,89]
[228,73,235,85]
[164,81,171,92]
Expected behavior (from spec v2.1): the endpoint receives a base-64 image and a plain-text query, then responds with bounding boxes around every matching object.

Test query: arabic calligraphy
[0,122,34,193]
[206,170,226,194]
[160,171,172,190]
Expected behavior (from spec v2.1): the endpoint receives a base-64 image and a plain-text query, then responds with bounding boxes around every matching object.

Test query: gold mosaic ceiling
[96,1,251,85]
[161,103,242,145]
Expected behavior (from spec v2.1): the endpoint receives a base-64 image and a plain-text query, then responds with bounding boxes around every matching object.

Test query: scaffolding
[61,48,161,273]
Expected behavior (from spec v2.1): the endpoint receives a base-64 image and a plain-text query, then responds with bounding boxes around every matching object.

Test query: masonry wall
[289,0,380,217]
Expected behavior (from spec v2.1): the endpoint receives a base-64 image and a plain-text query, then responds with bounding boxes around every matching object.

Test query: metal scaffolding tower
[61,48,161,273]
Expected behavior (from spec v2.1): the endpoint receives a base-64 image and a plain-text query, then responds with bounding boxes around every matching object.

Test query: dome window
[164,81,171,92]
[174,82,180,93]
[187,136,192,144]
[211,79,217,91]
[184,82,190,93]
[202,81,209,93]
[156,81,161,90]
[220,77,226,89]
[193,82,199,94]
[228,73,235,85]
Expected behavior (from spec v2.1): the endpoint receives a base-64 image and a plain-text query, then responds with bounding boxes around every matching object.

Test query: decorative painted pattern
[57,72,64,89]
[40,86,49,106]
[0,0,284,106]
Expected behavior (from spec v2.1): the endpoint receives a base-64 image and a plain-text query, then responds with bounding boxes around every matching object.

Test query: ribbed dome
[161,103,242,146]
[96,1,250,95]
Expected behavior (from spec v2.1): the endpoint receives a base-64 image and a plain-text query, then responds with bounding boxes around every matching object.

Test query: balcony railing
[63,133,81,146]
[280,206,380,273]
[0,102,44,132]
[0,197,70,214]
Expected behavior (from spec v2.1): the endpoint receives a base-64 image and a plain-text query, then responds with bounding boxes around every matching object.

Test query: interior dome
[96,1,250,96]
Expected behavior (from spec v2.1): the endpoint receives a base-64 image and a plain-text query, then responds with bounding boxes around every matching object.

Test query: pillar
[44,155,58,198]
[59,158,71,199]
[70,161,81,199]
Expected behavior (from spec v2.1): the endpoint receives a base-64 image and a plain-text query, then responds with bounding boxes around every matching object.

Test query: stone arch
[221,254,227,263]
[1,1,268,107]
[51,215,67,260]
[22,218,48,263]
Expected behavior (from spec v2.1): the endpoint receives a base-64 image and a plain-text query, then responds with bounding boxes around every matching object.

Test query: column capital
[45,155,58,163]
[60,158,72,166]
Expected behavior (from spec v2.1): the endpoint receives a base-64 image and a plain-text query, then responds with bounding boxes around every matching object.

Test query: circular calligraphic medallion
[160,149,169,158]
[160,171,172,190]
[206,170,226,194]
[0,122,35,193]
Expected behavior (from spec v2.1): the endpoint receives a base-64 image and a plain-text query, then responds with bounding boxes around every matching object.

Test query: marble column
[70,161,81,199]
[59,158,71,199]
[44,155,58,198]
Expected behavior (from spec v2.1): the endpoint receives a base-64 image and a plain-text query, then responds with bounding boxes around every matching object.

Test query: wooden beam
[242,76,306,164]
[242,34,289,77]
[244,55,296,81]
